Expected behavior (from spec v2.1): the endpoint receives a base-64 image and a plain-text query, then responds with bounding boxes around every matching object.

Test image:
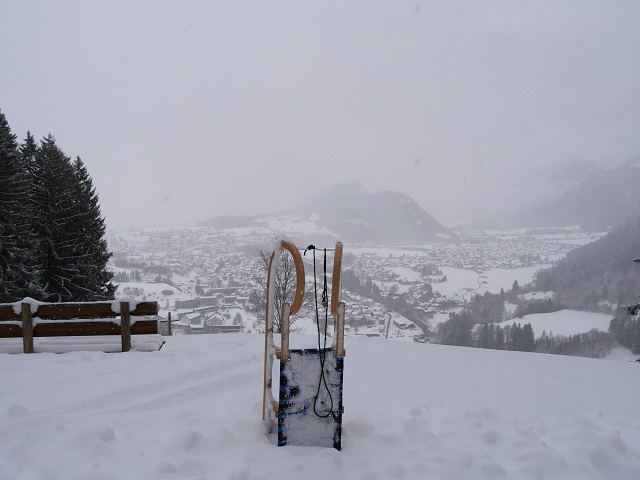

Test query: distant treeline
[436,311,536,352]
[436,312,622,359]
[0,110,114,302]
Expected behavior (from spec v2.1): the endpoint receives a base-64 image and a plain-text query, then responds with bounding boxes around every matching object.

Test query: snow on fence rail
[0,300,161,353]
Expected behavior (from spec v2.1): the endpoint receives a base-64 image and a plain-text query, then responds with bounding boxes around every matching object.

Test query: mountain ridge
[478,155,640,230]
[200,183,458,243]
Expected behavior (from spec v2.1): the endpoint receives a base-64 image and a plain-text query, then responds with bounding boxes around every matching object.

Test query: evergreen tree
[0,113,41,301]
[17,131,45,299]
[477,323,491,349]
[495,325,505,350]
[30,135,80,301]
[537,329,550,353]
[510,323,523,351]
[437,311,473,347]
[36,141,115,301]
[488,323,496,349]
[522,323,535,352]
[69,156,115,300]
[0,110,24,301]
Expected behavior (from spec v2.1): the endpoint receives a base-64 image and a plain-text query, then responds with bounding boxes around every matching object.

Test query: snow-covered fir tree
[0,110,24,301]
[0,110,115,303]
[69,156,115,300]
[0,111,41,301]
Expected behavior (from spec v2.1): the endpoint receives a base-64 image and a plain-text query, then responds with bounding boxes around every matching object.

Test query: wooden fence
[0,300,159,353]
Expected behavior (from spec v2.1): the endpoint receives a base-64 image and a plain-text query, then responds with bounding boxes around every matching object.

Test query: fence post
[168,311,172,336]
[121,301,131,352]
[21,302,34,354]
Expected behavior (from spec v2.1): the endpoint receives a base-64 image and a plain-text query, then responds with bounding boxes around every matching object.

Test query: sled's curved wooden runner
[263,241,345,450]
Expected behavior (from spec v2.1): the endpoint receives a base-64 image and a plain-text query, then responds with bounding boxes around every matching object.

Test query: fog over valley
[2,1,639,228]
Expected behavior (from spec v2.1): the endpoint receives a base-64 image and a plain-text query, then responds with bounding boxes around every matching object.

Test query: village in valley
[107,223,602,341]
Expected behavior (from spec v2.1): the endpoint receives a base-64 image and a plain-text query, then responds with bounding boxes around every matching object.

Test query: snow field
[115,282,190,304]
[433,266,548,300]
[0,334,639,479]
[496,310,614,339]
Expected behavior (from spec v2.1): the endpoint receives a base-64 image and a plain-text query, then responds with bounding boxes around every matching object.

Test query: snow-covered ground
[115,282,190,305]
[478,266,551,295]
[1,334,639,479]
[433,266,550,300]
[497,310,614,339]
[434,267,482,298]
[521,291,555,301]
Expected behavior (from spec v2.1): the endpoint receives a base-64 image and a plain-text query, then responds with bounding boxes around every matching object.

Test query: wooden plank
[0,305,20,321]
[35,301,158,319]
[31,320,158,337]
[0,301,158,320]
[0,324,23,337]
[131,320,158,335]
[121,302,131,352]
[22,303,34,354]
[34,321,120,337]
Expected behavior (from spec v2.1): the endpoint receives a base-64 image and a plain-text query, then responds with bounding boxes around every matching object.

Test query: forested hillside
[481,157,640,229]
[535,208,640,311]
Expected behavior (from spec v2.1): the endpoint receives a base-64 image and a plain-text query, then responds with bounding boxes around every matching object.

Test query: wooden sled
[262,240,345,450]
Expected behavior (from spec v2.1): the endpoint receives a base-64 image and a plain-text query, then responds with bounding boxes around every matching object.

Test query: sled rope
[306,245,334,418]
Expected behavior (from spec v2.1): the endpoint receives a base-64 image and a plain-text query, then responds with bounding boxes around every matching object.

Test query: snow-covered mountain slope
[299,182,457,243]
[448,158,603,225]
[200,183,457,244]
[536,158,603,186]
[1,334,639,479]
[480,155,640,229]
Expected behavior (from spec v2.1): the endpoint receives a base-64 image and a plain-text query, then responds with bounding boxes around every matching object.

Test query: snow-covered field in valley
[497,310,615,339]
[1,334,639,480]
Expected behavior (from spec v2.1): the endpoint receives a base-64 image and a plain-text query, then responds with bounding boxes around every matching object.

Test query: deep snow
[1,334,639,479]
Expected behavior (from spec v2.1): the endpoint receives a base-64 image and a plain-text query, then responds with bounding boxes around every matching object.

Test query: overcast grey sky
[2,1,639,229]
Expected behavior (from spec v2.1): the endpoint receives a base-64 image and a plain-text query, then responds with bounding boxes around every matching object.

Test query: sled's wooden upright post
[331,242,343,317]
[281,303,290,361]
[335,302,345,359]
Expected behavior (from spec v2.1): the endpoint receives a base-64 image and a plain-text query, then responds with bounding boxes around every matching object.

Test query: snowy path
[1,334,639,479]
